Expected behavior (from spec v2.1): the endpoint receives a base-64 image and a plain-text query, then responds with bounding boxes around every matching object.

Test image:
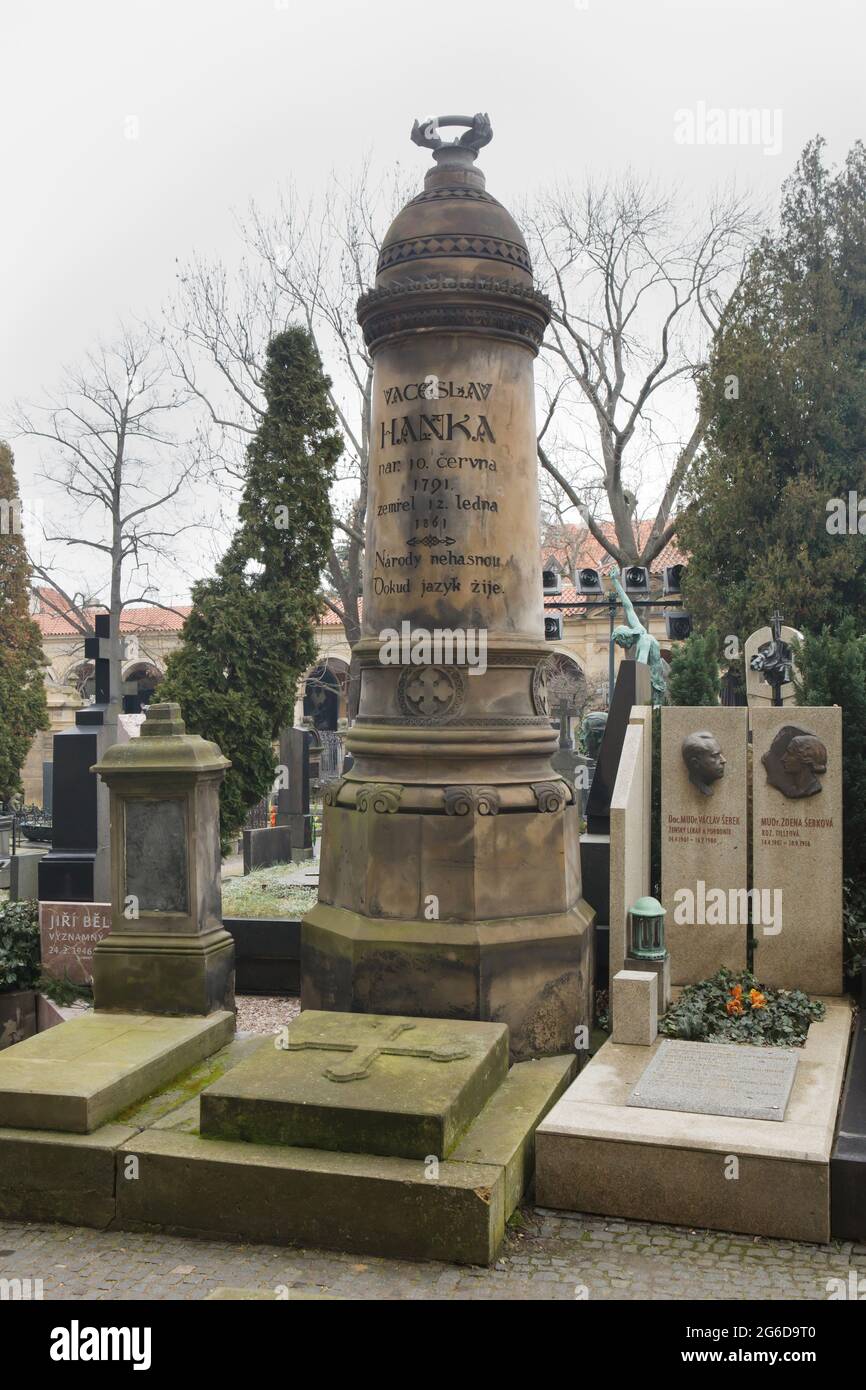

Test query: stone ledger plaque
[627,1039,798,1122]
[124,798,189,914]
[39,900,112,985]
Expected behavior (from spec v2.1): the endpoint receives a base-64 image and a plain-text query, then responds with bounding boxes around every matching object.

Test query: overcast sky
[2,0,863,604]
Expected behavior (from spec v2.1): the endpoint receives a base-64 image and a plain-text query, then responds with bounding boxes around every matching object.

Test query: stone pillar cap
[92,702,231,780]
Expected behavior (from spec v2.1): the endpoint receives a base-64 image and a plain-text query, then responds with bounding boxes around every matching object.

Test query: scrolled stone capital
[322,779,346,808]
[531,780,569,813]
[443,786,475,816]
[443,785,501,816]
[355,783,404,814]
[475,786,501,816]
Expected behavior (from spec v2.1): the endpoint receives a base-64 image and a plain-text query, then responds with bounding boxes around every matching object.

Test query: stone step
[117,1052,575,1265]
[0,1010,235,1133]
[200,1009,509,1159]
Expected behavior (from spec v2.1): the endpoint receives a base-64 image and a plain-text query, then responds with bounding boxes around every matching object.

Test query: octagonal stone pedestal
[303,802,594,1061]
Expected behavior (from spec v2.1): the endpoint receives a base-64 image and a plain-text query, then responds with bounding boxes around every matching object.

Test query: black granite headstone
[277,728,313,855]
[585,661,651,834]
[38,613,112,902]
[830,1009,866,1240]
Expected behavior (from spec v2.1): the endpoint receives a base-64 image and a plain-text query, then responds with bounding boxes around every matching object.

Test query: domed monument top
[360,113,543,340]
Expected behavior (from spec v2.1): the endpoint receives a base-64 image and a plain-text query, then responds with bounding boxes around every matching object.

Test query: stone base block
[0,1123,135,1227]
[0,1026,575,1265]
[242,826,292,874]
[611,970,657,1047]
[624,954,671,1015]
[0,1010,235,1133]
[93,927,235,1016]
[301,901,594,1062]
[200,1010,509,1159]
[536,997,852,1244]
[118,1052,574,1264]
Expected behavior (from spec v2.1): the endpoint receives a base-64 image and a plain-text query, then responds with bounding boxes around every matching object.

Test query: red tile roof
[33,521,685,637]
[542,520,686,573]
[33,588,190,637]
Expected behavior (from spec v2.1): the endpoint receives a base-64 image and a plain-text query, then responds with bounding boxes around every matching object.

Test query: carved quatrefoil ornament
[397,666,466,721]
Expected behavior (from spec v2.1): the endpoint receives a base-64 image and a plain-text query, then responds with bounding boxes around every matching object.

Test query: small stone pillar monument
[91,703,235,1016]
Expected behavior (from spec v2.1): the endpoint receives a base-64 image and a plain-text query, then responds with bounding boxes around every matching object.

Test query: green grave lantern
[628,896,666,961]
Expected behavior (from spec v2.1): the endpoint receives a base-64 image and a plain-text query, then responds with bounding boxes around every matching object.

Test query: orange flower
[749,990,767,1009]
[730,984,743,1000]
[726,998,744,1017]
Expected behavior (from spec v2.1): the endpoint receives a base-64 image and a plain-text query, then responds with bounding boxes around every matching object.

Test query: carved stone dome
[357,122,549,354]
[375,149,534,291]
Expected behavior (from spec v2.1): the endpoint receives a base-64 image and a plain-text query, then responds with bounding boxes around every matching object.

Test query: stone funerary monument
[302,112,595,1059]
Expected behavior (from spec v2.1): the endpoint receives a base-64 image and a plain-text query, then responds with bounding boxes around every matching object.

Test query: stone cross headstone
[746,614,803,708]
[662,707,748,985]
[38,613,126,904]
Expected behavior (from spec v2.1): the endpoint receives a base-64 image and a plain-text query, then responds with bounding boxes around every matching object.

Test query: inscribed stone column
[301,115,595,1059]
[662,707,748,985]
[752,706,843,994]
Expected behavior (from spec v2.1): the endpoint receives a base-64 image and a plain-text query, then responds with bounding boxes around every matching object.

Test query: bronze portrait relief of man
[681,731,727,796]
[762,724,828,799]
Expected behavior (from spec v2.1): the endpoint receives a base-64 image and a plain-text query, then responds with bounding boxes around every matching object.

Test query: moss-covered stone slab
[200,1010,509,1159]
[450,1053,576,1215]
[0,1010,235,1133]
[0,1013,576,1264]
[0,1123,135,1227]
[116,1127,506,1265]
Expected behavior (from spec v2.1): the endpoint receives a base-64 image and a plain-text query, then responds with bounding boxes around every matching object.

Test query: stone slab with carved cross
[199,1009,510,1159]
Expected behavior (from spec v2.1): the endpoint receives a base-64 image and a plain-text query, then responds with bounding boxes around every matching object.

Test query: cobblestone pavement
[1,1210,864,1301]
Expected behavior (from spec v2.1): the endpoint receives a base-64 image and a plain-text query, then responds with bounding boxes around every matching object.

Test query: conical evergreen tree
[161,328,342,844]
[666,627,721,706]
[0,441,49,803]
[679,139,866,644]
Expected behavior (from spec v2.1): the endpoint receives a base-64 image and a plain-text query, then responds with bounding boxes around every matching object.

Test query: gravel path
[234,995,301,1033]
